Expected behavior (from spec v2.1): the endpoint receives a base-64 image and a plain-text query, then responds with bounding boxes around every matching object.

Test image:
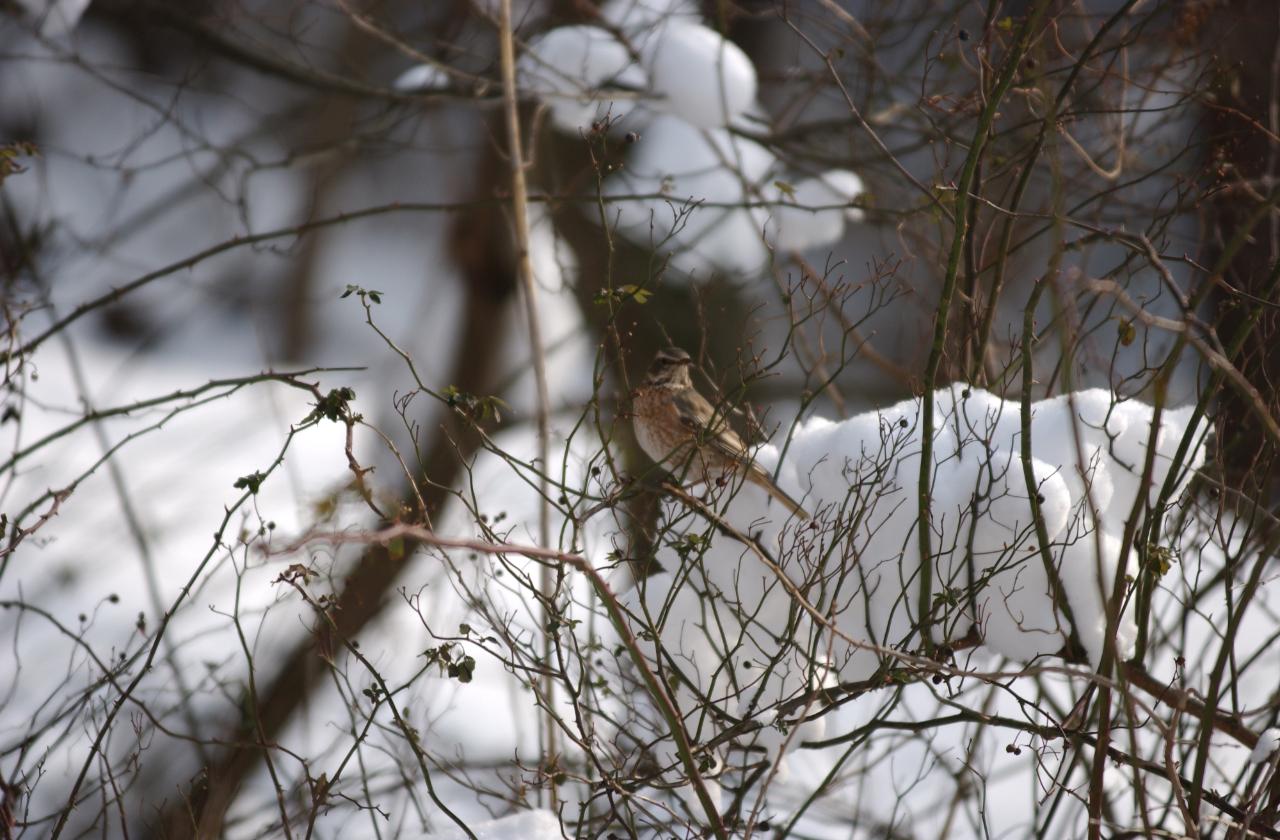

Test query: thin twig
[495,0,558,802]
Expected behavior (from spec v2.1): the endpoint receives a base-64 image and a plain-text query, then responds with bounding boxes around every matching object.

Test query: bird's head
[644,346,693,389]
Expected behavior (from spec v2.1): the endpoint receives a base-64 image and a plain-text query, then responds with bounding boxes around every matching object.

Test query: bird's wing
[673,389,749,462]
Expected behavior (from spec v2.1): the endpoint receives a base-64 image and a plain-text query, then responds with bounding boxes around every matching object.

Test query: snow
[771,170,866,252]
[600,0,700,29]
[638,385,1207,706]
[411,419,622,755]
[517,24,647,133]
[609,381,1208,834]
[600,384,1208,819]
[522,10,864,274]
[603,114,777,276]
[425,809,562,839]
[640,20,757,129]
[492,205,596,415]
[394,63,450,92]
[1251,728,1280,764]
[514,10,864,276]
[0,341,361,829]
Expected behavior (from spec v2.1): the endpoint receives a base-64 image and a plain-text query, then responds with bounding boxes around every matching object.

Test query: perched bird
[631,347,810,519]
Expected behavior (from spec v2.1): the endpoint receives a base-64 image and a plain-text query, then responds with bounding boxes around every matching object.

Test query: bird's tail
[748,468,811,520]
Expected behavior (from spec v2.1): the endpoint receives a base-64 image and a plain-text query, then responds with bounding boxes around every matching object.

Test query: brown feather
[633,347,811,520]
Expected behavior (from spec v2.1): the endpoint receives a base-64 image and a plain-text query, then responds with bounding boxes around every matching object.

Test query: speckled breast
[632,388,695,469]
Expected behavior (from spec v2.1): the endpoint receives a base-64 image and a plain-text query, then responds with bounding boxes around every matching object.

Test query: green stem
[917,0,1053,651]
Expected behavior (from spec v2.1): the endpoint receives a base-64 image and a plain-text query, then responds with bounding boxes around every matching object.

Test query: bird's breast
[632,389,689,463]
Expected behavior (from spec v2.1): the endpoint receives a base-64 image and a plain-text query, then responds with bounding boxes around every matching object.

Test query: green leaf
[442,385,508,424]
[1145,543,1178,578]
[1117,318,1136,347]
[0,141,38,186]
[478,394,511,423]
[310,387,356,422]
[593,284,652,306]
[233,471,266,494]
[447,655,476,683]
[340,284,385,304]
[627,285,652,304]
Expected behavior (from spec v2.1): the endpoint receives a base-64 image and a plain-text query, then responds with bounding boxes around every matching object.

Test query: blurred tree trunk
[1206,2,1280,831]
[1207,2,1280,504]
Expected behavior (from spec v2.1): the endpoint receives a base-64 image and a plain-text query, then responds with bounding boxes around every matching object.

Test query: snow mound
[600,0,700,29]
[641,20,756,129]
[638,385,1208,691]
[770,169,866,252]
[394,63,450,92]
[603,114,776,276]
[517,24,646,133]
[552,7,869,276]
[425,809,562,840]
[1251,728,1280,764]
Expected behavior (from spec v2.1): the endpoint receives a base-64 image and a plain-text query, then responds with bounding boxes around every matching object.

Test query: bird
[631,346,810,520]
